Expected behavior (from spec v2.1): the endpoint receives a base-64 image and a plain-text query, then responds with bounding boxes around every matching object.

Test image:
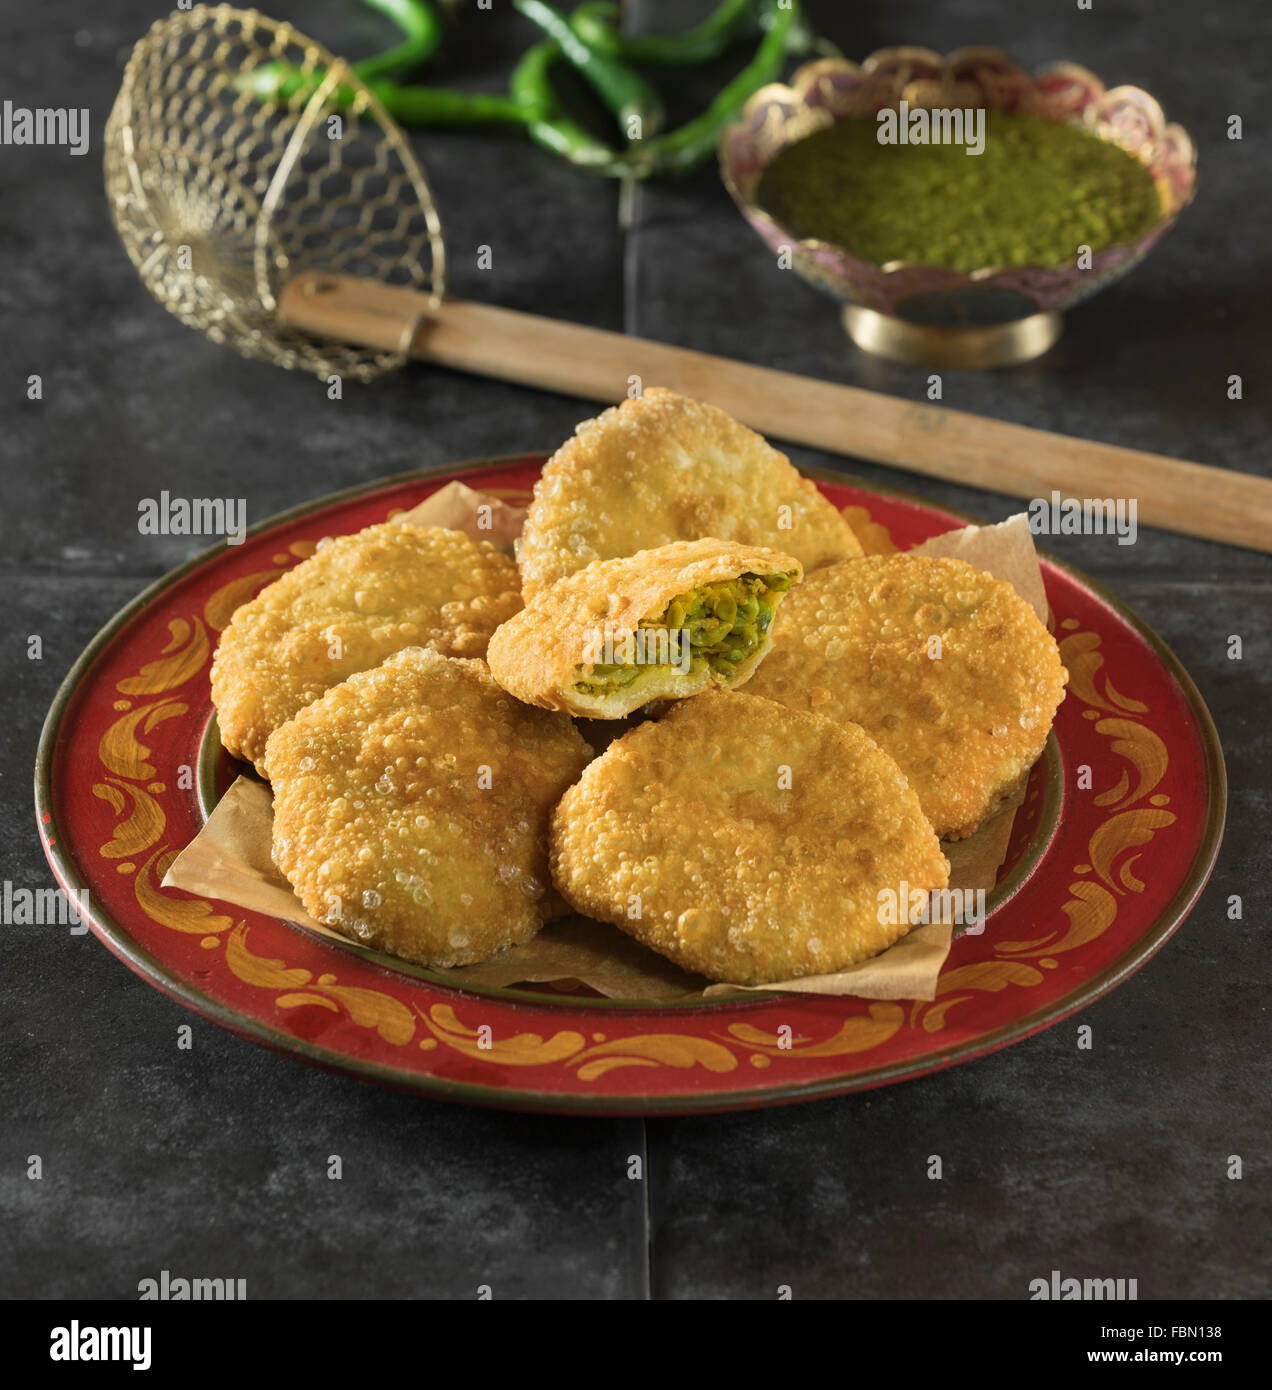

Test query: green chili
[511,0,665,138]
[510,38,630,173]
[631,0,800,176]
[569,0,759,66]
[507,34,558,120]
[233,0,815,177]
[237,65,531,126]
[353,0,445,82]
[235,0,522,128]
[241,0,442,104]
[238,34,628,163]
[369,82,531,125]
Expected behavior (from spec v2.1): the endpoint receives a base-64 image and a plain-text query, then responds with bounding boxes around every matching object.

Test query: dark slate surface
[1,0,1266,1299]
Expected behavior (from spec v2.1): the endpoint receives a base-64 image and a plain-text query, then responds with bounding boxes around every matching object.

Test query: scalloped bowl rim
[719,49,1199,288]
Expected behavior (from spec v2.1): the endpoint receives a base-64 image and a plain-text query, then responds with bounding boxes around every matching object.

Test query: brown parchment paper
[163,777,706,1000]
[392,480,526,553]
[914,510,1049,624]
[163,504,1049,1003]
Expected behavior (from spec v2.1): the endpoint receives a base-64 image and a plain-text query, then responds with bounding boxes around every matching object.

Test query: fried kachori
[746,553,1068,839]
[266,648,591,968]
[487,538,802,718]
[550,690,949,985]
[211,522,522,776]
[516,387,862,598]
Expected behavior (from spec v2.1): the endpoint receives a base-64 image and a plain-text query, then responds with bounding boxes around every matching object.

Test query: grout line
[618,0,653,1304]
[622,189,641,338]
[642,1118,655,1301]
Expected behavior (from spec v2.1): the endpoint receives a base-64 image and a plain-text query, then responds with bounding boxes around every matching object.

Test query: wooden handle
[278,271,1272,554]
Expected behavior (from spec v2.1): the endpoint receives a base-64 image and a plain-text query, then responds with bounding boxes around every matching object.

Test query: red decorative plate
[36,460,1225,1114]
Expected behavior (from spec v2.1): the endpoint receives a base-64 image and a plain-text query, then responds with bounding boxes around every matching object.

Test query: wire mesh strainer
[101,6,1269,552]
[105,3,444,381]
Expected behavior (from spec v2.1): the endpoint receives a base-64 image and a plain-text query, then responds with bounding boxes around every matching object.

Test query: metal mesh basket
[104,3,445,380]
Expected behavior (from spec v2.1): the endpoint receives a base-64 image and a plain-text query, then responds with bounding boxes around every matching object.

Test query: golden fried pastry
[211,523,521,776]
[746,554,1068,840]
[517,388,862,597]
[550,690,949,985]
[487,538,802,718]
[266,648,591,969]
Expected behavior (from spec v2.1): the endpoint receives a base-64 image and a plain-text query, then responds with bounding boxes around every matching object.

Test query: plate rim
[34,456,1228,1114]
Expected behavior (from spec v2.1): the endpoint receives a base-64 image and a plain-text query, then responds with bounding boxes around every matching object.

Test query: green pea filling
[574,571,792,696]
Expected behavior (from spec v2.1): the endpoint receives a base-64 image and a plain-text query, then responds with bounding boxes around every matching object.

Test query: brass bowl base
[842,304,1063,369]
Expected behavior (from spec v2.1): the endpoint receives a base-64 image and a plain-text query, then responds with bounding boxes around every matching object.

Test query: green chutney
[756,110,1162,272]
